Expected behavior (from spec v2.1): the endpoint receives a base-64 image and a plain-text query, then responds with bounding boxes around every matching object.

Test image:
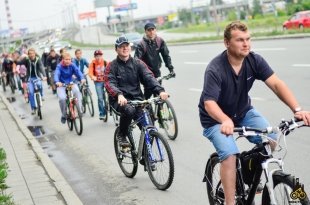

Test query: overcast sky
[0,0,192,32]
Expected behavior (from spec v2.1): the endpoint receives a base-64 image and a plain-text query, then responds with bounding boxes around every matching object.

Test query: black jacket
[22,57,46,80]
[134,36,173,78]
[104,56,164,101]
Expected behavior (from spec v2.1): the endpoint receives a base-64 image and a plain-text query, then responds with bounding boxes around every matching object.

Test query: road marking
[253,48,286,51]
[251,97,266,101]
[184,62,209,65]
[292,64,310,67]
[189,88,202,92]
[179,50,198,53]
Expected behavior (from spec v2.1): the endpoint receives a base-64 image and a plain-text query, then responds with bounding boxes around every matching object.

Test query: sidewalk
[0,93,83,205]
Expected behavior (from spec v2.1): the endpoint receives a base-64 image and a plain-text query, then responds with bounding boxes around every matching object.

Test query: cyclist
[1,53,16,87]
[134,22,175,99]
[104,36,169,148]
[54,52,86,124]
[41,48,50,87]
[46,49,60,94]
[23,48,46,114]
[198,21,310,205]
[72,49,89,83]
[88,50,109,120]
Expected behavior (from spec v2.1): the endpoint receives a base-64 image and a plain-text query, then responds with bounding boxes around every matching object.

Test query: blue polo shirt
[198,51,274,128]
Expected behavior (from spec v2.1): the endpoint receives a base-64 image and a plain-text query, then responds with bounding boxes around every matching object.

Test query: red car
[283,10,310,30]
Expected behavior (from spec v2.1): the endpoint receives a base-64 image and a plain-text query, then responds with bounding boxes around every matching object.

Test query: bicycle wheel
[72,103,83,135]
[204,153,225,205]
[113,127,138,178]
[262,171,310,205]
[10,76,15,94]
[102,92,108,122]
[2,77,6,92]
[158,100,178,140]
[81,91,86,114]
[86,89,95,117]
[67,104,73,131]
[36,94,42,120]
[144,130,174,190]
[111,106,120,126]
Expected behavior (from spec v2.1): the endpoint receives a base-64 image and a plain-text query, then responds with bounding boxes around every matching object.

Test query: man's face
[63,56,71,66]
[50,51,56,57]
[225,29,251,58]
[75,51,82,59]
[95,55,102,61]
[145,28,156,39]
[116,43,131,58]
[28,51,36,60]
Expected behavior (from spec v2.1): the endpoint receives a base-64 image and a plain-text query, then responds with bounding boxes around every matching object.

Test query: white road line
[253,48,286,51]
[251,97,266,101]
[189,88,202,92]
[184,62,209,65]
[292,64,310,67]
[179,50,198,53]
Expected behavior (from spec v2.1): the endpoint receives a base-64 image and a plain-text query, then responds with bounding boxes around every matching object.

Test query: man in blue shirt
[54,52,86,124]
[72,49,89,83]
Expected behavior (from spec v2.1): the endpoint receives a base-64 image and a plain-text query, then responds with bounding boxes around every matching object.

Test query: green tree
[252,0,263,18]
[178,8,192,26]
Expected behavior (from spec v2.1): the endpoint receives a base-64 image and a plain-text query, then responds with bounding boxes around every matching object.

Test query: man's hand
[42,77,47,81]
[81,79,86,85]
[221,119,234,136]
[56,82,63,87]
[294,110,310,126]
[118,94,127,106]
[159,91,169,101]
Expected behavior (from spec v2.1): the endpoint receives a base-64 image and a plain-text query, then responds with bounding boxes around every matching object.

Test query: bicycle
[1,73,6,92]
[203,118,310,205]
[149,73,178,140]
[65,83,83,135]
[80,83,95,117]
[114,97,174,190]
[30,79,43,120]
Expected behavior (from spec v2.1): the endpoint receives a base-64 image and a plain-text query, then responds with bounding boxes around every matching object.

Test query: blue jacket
[54,62,84,84]
[72,58,89,73]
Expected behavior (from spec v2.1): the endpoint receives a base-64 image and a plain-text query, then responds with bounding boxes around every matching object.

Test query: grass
[0,148,15,205]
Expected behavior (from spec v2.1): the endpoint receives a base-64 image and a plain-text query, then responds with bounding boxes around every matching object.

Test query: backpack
[141,37,163,53]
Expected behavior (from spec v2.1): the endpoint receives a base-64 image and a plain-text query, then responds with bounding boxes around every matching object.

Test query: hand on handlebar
[294,110,310,126]
[56,82,63,87]
[118,94,127,106]
[81,79,86,85]
[221,119,234,136]
[159,91,169,101]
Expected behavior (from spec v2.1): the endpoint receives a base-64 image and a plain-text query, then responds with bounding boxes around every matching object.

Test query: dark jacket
[46,54,60,71]
[23,57,46,80]
[104,56,164,101]
[134,36,173,78]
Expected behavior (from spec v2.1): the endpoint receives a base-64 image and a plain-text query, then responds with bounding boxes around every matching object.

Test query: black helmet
[94,49,103,56]
[115,36,129,48]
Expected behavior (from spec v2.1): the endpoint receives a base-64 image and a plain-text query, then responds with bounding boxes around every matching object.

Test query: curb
[0,93,83,205]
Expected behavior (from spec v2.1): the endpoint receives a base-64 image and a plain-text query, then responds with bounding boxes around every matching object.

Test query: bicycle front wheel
[36,94,42,120]
[2,78,6,92]
[86,89,95,117]
[102,92,108,122]
[144,131,174,190]
[158,100,178,140]
[72,103,83,135]
[262,171,310,205]
[114,127,138,178]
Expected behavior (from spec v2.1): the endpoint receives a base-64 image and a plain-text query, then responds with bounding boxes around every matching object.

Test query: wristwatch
[294,107,302,113]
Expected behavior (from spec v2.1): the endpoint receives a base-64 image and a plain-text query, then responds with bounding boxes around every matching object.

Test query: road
[4,37,310,205]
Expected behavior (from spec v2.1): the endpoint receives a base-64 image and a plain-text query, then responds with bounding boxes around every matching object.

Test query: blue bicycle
[114,97,175,190]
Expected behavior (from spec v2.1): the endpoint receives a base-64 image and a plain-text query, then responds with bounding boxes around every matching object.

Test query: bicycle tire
[262,171,310,205]
[72,103,83,135]
[36,94,42,120]
[67,103,73,131]
[102,92,108,122]
[205,153,225,205]
[158,100,178,140]
[113,127,138,178]
[86,89,95,117]
[2,77,6,92]
[10,77,15,94]
[81,91,86,114]
[144,130,174,190]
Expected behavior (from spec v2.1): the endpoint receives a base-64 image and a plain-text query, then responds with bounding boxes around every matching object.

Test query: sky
[0,0,192,32]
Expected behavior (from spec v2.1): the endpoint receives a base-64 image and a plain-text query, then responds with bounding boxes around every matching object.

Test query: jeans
[57,84,82,118]
[94,82,106,116]
[203,108,277,161]
[28,77,43,110]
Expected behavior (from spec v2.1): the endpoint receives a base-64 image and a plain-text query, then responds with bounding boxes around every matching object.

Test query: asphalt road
[4,37,310,205]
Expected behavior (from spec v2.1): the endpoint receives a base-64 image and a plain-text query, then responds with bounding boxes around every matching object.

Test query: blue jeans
[28,77,43,110]
[94,82,106,116]
[203,108,276,161]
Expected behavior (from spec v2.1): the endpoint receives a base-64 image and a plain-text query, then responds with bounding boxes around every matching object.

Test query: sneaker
[117,135,131,149]
[99,114,106,120]
[31,109,36,115]
[61,117,66,124]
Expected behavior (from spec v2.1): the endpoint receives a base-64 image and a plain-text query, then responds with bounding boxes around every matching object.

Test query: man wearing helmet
[89,50,109,120]
[134,22,175,99]
[104,36,169,148]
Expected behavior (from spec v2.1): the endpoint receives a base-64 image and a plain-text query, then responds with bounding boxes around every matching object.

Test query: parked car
[123,32,142,50]
[283,10,310,30]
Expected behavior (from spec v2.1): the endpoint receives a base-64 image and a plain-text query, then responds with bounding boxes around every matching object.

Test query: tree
[252,0,263,18]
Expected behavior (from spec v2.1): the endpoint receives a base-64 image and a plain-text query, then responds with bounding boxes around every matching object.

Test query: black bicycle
[31,79,43,120]
[150,73,178,140]
[114,97,174,190]
[203,118,310,205]
[80,83,95,117]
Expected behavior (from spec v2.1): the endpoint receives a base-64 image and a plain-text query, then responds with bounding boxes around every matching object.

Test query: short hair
[75,49,81,54]
[224,21,248,40]
[62,52,71,59]
[27,48,36,55]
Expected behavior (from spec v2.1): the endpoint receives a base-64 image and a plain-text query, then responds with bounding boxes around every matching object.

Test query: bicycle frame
[32,79,42,108]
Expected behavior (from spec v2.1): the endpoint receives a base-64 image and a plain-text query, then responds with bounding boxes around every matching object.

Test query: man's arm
[160,40,174,72]
[134,42,144,59]
[104,62,122,97]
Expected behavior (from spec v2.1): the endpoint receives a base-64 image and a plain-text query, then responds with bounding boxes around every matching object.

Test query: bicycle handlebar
[156,73,176,82]
[128,97,161,106]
